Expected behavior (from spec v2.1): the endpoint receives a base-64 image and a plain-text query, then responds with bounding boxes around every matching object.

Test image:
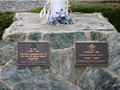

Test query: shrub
[0,12,14,40]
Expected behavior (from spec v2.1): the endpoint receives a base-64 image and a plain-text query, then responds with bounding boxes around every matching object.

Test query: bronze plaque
[17,42,50,65]
[75,42,108,65]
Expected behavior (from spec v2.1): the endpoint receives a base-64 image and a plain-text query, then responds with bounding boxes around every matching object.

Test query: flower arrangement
[48,9,75,25]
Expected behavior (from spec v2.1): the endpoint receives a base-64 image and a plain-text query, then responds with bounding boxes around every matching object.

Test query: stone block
[44,32,86,49]
[91,32,106,41]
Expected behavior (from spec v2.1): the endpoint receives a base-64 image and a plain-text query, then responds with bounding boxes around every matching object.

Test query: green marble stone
[91,32,106,41]
[43,32,86,49]
[28,32,42,41]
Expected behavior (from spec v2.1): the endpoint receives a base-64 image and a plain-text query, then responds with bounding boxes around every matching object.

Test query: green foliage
[0,3,120,40]
[0,12,14,40]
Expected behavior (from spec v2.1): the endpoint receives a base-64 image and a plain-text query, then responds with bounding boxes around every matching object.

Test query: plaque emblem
[87,44,96,49]
[17,42,50,66]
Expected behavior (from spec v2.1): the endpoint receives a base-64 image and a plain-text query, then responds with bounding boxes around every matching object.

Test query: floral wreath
[48,9,75,25]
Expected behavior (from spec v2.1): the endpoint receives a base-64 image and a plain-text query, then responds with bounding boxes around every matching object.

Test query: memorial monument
[0,1,120,90]
[40,0,74,25]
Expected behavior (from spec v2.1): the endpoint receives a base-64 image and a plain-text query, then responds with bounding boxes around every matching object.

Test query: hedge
[0,12,14,40]
[0,3,120,40]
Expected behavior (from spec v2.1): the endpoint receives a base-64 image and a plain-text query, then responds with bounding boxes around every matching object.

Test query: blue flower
[48,9,75,25]
[61,9,63,11]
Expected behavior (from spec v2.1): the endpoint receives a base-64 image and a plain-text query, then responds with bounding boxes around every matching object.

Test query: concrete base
[3,12,117,40]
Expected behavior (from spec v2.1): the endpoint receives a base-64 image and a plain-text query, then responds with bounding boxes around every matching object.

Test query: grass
[0,3,120,40]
